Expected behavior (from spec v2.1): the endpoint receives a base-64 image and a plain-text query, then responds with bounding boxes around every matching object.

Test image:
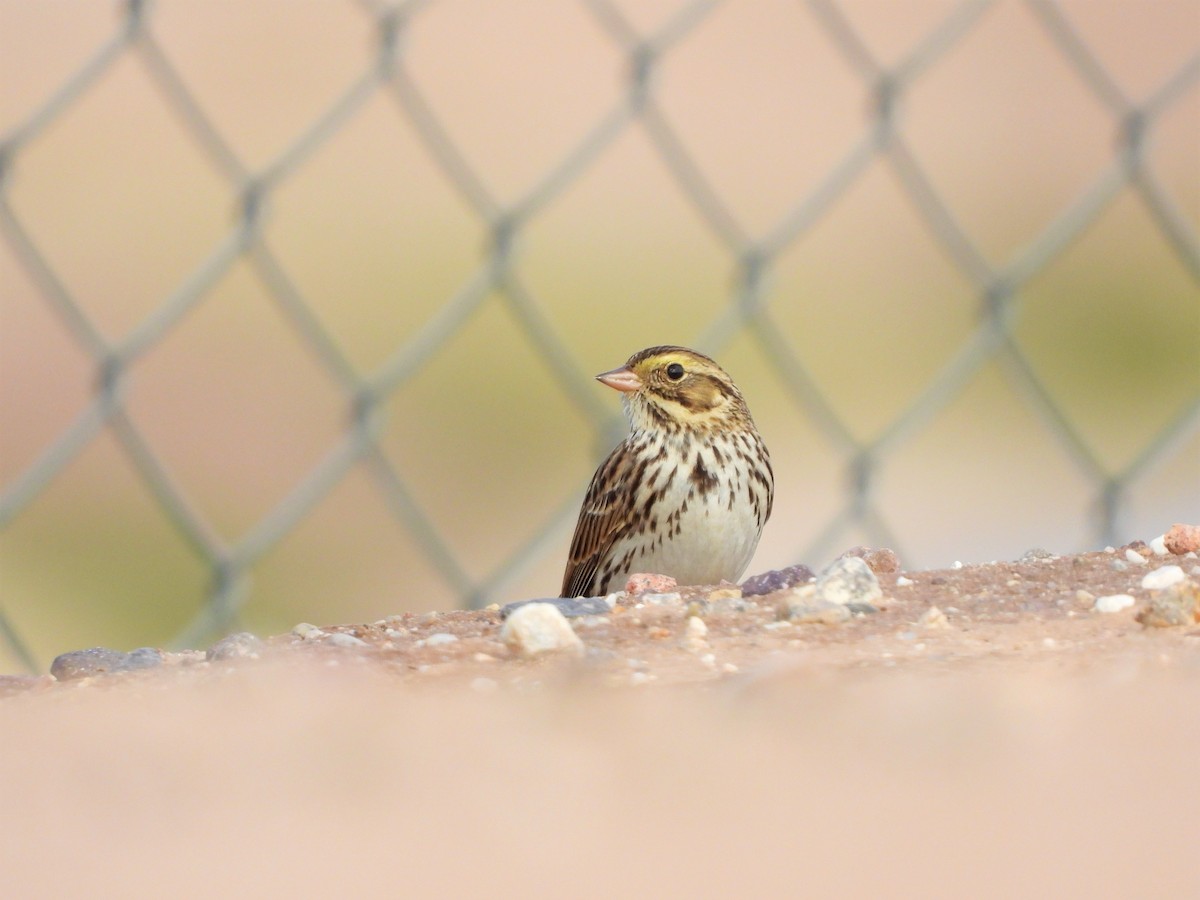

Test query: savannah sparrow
[561,346,774,598]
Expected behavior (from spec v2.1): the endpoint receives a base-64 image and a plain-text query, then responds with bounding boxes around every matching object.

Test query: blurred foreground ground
[3,544,1199,898]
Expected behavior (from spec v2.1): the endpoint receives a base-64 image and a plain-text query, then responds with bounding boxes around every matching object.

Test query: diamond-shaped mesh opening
[0,433,209,664]
[405,1,625,200]
[127,260,349,537]
[267,90,483,373]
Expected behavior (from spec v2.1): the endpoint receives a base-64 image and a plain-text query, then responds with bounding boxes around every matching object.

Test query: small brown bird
[561,346,774,598]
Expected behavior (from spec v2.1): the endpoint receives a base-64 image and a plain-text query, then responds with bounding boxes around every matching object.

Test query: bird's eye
[666,363,685,381]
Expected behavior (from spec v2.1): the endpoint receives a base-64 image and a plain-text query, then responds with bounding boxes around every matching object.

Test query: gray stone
[501,596,613,619]
[206,632,263,661]
[327,632,368,648]
[50,646,163,681]
[1135,580,1199,628]
[741,564,816,597]
[814,556,883,607]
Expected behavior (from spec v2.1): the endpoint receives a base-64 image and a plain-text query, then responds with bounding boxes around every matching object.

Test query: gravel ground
[2,530,1199,897]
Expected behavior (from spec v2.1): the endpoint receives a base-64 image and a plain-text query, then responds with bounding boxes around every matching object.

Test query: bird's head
[596,346,753,433]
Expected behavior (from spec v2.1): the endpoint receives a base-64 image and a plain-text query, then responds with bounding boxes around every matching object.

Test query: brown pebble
[840,546,901,574]
[1163,523,1200,555]
[625,573,678,595]
[1135,580,1200,628]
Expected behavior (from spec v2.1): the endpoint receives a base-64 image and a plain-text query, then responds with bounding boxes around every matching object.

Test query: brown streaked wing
[560,442,639,598]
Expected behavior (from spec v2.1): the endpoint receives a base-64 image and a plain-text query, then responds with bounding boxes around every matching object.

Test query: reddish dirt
[3,541,1199,898]
[278,543,1200,687]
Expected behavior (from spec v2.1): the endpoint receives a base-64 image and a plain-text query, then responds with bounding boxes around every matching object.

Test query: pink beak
[596,366,642,393]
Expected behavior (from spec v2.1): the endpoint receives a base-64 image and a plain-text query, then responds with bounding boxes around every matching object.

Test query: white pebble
[500,603,584,658]
[641,592,683,606]
[630,671,656,686]
[1149,534,1170,556]
[420,632,459,647]
[815,557,882,606]
[1141,566,1185,590]
[952,561,963,569]
[1125,548,1147,565]
[1094,594,1136,613]
[895,576,914,587]
[292,623,325,640]
[327,632,368,648]
[685,616,708,639]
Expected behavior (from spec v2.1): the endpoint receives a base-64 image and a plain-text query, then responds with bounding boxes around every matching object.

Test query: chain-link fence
[2,0,1198,672]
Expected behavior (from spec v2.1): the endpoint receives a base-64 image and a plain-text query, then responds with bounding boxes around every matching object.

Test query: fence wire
[2,0,1198,672]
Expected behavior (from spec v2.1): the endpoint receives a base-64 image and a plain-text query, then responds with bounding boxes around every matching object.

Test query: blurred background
[1,0,1197,671]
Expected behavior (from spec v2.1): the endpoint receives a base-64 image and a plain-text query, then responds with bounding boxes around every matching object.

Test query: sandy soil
[2,541,1199,898]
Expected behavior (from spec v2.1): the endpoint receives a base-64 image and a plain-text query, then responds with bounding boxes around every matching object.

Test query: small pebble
[777,594,851,625]
[1020,548,1055,561]
[421,633,459,647]
[625,573,678,595]
[1141,566,1185,591]
[327,633,368,648]
[918,606,950,629]
[206,632,263,661]
[1125,548,1147,565]
[814,556,883,607]
[292,623,325,640]
[1109,560,1128,572]
[640,592,683,606]
[741,564,815,597]
[1094,594,1136,613]
[840,546,901,574]
[473,653,497,663]
[1135,581,1200,628]
[1149,535,1170,556]
[501,596,613,619]
[1163,523,1200,555]
[500,603,584,658]
[895,576,914,587]
[1075,589,1096,607]
[706,585,743,601]
[50,647,163,681]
